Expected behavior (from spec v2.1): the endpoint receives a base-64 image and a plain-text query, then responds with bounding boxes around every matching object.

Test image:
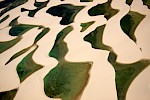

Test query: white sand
[0,0,150,100]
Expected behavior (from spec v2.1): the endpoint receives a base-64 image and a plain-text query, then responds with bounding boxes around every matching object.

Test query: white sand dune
[0,0,150,100]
